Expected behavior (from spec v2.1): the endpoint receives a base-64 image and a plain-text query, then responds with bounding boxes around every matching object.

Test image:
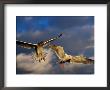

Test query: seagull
[16,33,63,62]
[49,44,94,64]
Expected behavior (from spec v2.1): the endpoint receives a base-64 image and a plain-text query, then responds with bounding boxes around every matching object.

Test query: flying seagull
[49,44,94,64]
[16,33,63,62]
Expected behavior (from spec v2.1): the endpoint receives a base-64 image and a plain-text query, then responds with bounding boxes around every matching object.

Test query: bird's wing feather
[38,33,63,46]
[16,40,36,49]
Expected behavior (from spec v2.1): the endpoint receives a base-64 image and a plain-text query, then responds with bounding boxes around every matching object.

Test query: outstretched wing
[16,40,36,49]
[38,33,63,47]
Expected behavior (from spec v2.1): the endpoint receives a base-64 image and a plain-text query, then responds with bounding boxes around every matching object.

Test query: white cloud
[17,49,53,74]
[16,48,94,74]
[16,30,44,40]
[24,16,33,21]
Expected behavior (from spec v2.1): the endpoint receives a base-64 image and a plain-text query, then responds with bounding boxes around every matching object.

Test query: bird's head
[83,58,94,64]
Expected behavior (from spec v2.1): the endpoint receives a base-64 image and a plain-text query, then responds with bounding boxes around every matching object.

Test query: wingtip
[59,33,63,37]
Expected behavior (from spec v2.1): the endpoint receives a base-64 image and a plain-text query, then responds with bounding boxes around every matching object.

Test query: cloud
[49,16,94,29]
[16,30,45,43]
[64,63,94,74]
[17,49,53,74]
[16,48,94,74]
[51,24,94,57]
[24,16,33,21]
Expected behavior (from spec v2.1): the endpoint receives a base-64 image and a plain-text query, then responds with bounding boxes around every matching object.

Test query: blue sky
[16,16,94,74]
[16,16,94,31]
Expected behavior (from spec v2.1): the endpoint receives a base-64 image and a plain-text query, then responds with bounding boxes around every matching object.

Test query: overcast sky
[16,16,94,74]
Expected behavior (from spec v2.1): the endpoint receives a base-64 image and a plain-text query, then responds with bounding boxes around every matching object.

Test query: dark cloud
[49,16,94,30]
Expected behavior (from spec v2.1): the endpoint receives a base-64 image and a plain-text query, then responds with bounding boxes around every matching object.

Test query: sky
[16,16,94,74]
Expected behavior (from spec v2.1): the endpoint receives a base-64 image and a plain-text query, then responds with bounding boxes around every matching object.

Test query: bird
[16,33,63,62]
[49,44,94,64]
